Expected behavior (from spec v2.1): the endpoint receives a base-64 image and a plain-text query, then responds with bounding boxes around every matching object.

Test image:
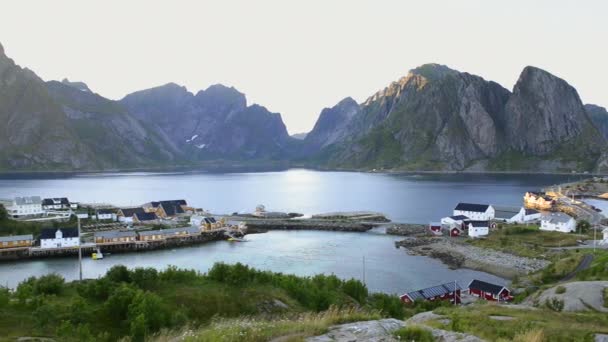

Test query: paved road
[560,254,594,282]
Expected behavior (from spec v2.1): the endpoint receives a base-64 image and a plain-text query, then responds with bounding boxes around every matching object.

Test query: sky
[1,0,607,134]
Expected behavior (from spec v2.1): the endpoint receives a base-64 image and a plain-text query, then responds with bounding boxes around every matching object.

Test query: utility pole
[362,255,366,286]
[78,216,82,281]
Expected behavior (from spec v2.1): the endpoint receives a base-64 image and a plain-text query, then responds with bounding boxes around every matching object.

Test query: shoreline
[0,165,603,176]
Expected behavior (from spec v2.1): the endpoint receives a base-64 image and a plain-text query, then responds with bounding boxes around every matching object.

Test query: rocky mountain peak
[61,78,92,93]
[0,41,4,56]
[409,63,460,81]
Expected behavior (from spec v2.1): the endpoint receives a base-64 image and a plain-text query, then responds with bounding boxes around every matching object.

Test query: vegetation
[576,219,591,234]
[0,263,407,341]
[577,250,608,281]
[430,303,608,341]
[468,224,590,258]
[0,211,78,237]
[555,286,566,294]
[393,325,435,342]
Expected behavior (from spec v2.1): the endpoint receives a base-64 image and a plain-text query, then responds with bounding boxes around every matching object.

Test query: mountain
[121,84,297,160]
[303,64,607,172]
[586,104,608,140]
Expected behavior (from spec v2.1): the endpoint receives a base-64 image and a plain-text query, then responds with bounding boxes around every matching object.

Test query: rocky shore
[385,223,427,236]
[396,237,549,279]
[242,219,374,233]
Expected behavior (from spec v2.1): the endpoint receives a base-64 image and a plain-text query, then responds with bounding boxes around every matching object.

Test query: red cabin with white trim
[467,279,512,302]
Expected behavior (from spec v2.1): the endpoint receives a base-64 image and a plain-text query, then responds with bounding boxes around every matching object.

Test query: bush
[555,286,566,294]
[576,220,591,234]
[105,265,131,283]
[368,293,405,319]
[30,274,65,295]
[545,297,564,312]
[0,204,8,220]
[394,325,435,341]
[342,279,368,303]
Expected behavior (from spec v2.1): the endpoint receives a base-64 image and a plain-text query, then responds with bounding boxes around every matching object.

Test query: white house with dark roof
[441,215,469,227]
[453,203,494,221]
[40,228,80,249]
[540,212,576,233]
[523,208,541,222]
[1,196,44,218]
[42,198,72,210]
[96,209,117,221]
[468,221,489,238]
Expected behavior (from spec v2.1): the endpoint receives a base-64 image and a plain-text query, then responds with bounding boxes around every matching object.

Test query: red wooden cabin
[467,279,513,302]
[400,282,461,304]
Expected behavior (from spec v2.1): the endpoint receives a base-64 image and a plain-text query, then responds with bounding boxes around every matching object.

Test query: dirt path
[560,254,594,282]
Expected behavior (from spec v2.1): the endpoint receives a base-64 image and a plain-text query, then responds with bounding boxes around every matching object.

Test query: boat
[92,248,104,260]
[228,237,248,242]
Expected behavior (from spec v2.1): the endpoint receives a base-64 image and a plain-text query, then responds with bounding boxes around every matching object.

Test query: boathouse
[400,282,461,304]
[0,234,34,249]
[453,203,494,221]
[468,221,489,238]
[468,279,512,301]
[94,230,137,244]
[40,228,79,249]
[143,200,188,218]
[449,226,463,237]
[493,206,525,223]
[429,222,442,235]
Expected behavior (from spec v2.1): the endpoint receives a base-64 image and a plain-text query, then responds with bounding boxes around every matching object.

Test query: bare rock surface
[530,281,608,312]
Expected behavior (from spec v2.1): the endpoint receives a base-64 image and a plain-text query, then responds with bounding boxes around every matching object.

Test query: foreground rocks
[306,317,485,342]
[396,237,549,278]
[527,281,608,312]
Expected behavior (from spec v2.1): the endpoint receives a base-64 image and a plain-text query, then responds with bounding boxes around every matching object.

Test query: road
[559,254,594,282]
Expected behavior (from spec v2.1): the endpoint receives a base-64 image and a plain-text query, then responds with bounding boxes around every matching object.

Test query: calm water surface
[0,170,587,292]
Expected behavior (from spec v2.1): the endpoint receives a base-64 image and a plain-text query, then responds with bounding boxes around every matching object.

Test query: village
[0,196,246,259]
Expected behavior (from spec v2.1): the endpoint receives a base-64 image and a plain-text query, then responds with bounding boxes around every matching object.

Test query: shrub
[555,286,566,294]
[545,297,564,312]
[342,278,368,303]
[33,274,65,295]
[105,265,131,283]
[393,325,435,342]
[368,293,405,319]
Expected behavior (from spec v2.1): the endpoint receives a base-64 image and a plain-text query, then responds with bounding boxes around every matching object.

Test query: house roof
[449,215,469,220]
[525,209,540,215]
[138,226,199,237]
[403,282,462,301]
[97,209,116,215]
[42,198,70,206]
[40,228,79,239]
[119,207,145,217]
[0,234,33,242]
[454,203,490,213]
[468,279,507,295]
[94,230,137,239]
[494,206,522,220]
[159,201,185,216]
[15,196,42,205]
[541,212,574,224]
[468,220,489,228]
[135,212,158,221]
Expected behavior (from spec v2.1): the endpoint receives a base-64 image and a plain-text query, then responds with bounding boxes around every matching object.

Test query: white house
[453,203,495,221]
[190,215,207,227]
[1,196,44,218]
[39,228,80,249]
[600,227,608,245]
[523,209,542,222]
[42,198,72,211]
[540,212,576,233]
[96,209,117,221]
[493,206,525,223]
[441,215,468,228]
[468,221,489,238]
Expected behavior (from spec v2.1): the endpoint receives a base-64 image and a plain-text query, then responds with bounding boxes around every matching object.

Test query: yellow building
[0,234,34,249]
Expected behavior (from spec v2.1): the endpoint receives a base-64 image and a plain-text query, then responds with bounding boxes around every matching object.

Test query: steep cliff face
[316,64,511,170]
[121,83,296,160]
[0,42,95,170]
[504,67,602,155]
[586,104,608,140]
[303,97,360,152]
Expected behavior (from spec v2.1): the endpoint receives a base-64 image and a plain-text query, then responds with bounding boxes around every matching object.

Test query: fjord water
[0,170,584,291]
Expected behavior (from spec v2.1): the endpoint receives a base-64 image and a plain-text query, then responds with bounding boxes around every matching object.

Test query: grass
[604,288,608,308]
[577,250,608,281]
[393,325,435,342]
[154,306,381,342]
[429,302,608,341]
[468,224,590,258]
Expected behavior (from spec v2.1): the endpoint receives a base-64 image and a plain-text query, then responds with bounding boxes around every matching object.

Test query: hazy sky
[1,0,606,134]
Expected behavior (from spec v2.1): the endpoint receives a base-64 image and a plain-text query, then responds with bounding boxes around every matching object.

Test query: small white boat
[92,248,104,260]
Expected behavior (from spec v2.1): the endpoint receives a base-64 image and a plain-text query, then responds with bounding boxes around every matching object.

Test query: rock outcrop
[586,104,608,140]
